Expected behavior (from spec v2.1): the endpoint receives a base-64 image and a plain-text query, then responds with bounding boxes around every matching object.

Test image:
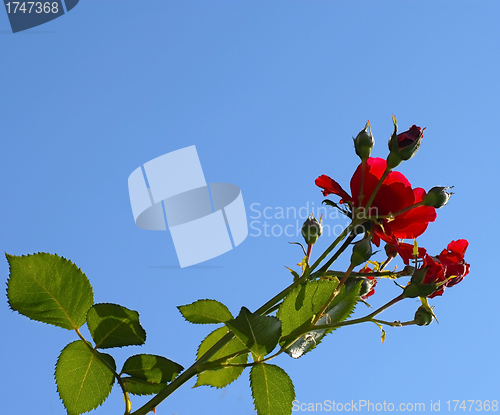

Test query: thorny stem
[306,244,313,261]
[130,218,391,414]
[316,232,357,275]
[372,318,417,327]
[309,219,361,273]
[131,254,321,415]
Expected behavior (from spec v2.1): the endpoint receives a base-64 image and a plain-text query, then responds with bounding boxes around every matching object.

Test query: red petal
[350,157,414,214]
[445,239,469,257]
[315,175,352,202]
[395,242,427,265]
[386,205,437,239]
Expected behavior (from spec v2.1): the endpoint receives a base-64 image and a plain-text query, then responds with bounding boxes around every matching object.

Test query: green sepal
[86,303,146,349]
[6,252,94,330]
[178,299,233,324]
[55,340,115,415]
[225,307,281,361]
[285,266,301,282]
[403,281,436,298]
[121,354,183,385]
[250,363,295,415]
[195,326,249,389]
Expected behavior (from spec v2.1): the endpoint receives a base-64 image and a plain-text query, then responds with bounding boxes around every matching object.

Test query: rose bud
[423,186,453,209]
[350,236,373,267]
[384,243,398,260]
[386,117,424,169]
[403,266,436,298]
[301,214,323,245]
[353,122,375,161]
[414,305,434,326]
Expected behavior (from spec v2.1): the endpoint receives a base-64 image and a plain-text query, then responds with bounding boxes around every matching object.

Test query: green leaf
[276,279,339,340]
[86,303,146,349]
[121,354,183,384]
[6,253,94,330]
[122,377,167,396]
[250,363,295,415]
[178,299,233,324]
[195,326,248,388]
[55,340,116,415]
[284,281,362,358]
[226,307,281,361]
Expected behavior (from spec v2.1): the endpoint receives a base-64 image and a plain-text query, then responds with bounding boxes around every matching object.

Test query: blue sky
[1,1,499,414]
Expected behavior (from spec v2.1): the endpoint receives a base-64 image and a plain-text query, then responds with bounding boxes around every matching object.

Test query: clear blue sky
[2,2,499,414]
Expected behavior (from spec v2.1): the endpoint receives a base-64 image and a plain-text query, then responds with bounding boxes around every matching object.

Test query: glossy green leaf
[55,340,115,415]
[195,326,248,388]
[121,354,183,384]
[86,303,146,349]
[226,307,281,361]
[122,377,167,396]
[285,282,362,358]
[250,363,295,415]
[6,253,94,330]
[276,279,339,340]
[178,299,233,324]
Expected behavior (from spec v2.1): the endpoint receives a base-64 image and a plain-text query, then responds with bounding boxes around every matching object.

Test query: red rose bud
[350,236,373,267]
[301,214,322,245]
[353,122,375,161]
[384,243,398,260]
[414,305,433,326]
[423,186,453,209]
[387,118,424,169]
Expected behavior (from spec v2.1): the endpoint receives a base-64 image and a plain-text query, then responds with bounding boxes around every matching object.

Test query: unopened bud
[403,266,437,298]
[301,214,322,245]
[414,305,433,326]
[350,237,373,267]
[353,122,375,161]
[384,243,398,260]
[423,186,453,209]
[387,117,424,169]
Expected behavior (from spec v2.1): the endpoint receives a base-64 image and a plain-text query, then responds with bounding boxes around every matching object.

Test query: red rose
[416,239,470,298]
[315,157,437,245]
